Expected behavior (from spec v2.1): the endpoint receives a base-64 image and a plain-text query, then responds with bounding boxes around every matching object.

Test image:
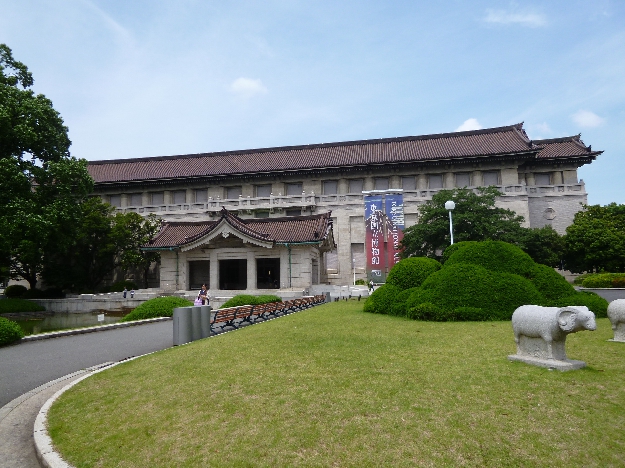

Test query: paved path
[0,321,173,467]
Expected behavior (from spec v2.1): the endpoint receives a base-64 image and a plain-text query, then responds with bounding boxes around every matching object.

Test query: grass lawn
[48,301,625,467]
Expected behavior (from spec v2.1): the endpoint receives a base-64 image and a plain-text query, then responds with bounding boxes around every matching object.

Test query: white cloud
[455,118,482,132]
[572,110,605,128]
[484,9,547,28]
[229,78,268,98]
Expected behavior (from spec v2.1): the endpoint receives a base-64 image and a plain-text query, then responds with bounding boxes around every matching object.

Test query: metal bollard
[173,307,193,346]
[200,305,212,338]
[324,292,331,303]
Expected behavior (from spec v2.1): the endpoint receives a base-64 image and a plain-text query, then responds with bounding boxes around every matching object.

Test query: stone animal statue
[607,299,625,342]
[510,305,596,367]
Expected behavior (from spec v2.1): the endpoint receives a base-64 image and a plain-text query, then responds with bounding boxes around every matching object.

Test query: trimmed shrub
[220,294,282,309]
[573,274,589,285]
[0,298,46,314]
[445,240,536,278]
[4,285,27,298]
[407,302,449,321]
[121,297,193,322]
[530,264,575,302]
[22,288,66,299]
[416,263,544,320]
[386,257,441,291]
[389,287,420,317]
[0,317,24,346]
[363,284,401,315]
[441,241,477,264]
[452,307,495,322]
[355,279,367,286]
[552,291,609,318]
[613,277,625,288]
[582,274,614,288]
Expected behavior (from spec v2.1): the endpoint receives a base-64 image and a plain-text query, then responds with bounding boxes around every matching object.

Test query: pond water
[5,310,130,336]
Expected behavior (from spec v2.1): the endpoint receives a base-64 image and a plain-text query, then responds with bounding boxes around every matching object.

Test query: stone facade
[88,124,601,288]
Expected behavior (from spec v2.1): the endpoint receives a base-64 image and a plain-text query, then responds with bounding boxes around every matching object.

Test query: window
[482,171,499,186]
[428,174,443,189]
[109,195,121,207]
[195,189,208,203]
[255,211,269,218]
[172,190,186,204]
[325,250,339,274]
[402,176,416,190]
[348,179,363,193]
[226,186,242,199]
[351,243,365,270]
[129,193,143,206]
[374,178,389,190]
[323,180,338,195]
[286,209,301,217]
[150,192,164,205]
[455,173,471,187]
[255,184,272,197]
[286,182,303,196]
[534,173,551,185]
[257,258,280,289]
[188,261,210,290]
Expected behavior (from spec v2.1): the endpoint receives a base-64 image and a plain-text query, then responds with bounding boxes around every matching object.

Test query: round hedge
[408,263,545,320]
[530,264,575,302]
[363,284,401,315]
[0,317,24,346]
[386,257,441,291]
[0,298,46,314]
[441,241,476,264]
[121,296,193,322]
[552,291,609,318]
[4,285,27,298]
[389,287,420,317]
[445,240,536,278]
[220,294,282,309]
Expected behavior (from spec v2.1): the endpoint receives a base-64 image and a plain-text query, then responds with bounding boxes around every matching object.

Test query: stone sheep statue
[509,305,596,370]
[607,299,625,342]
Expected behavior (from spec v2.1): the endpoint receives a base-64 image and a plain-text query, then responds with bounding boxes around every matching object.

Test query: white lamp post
[445,200,455,245]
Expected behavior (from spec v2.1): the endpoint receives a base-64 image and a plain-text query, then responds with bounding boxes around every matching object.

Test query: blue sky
[1,0,623,205]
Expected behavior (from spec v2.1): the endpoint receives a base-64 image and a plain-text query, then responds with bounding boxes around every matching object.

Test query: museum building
[87,123,601,292]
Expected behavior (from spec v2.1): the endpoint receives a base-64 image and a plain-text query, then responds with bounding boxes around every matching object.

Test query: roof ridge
[87,124,526,166]
[533,135,585,146]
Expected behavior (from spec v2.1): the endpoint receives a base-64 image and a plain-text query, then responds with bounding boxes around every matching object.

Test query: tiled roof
[533,135,601,160]
[88,124,567,184]
[146,210,333,248]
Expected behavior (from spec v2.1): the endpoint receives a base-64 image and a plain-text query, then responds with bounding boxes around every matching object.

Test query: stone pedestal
[508,336,586,371]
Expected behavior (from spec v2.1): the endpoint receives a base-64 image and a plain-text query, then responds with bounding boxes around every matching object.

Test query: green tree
[518,225,565,268]
[400,187,525,259]
[0,44,93,288]
[563,203,625,273]
[114,212,161,289]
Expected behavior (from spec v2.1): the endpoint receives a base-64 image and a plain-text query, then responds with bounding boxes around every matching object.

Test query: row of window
[107,171,557,208]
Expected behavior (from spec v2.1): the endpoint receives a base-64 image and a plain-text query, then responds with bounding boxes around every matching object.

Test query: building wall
[97,160,587,286]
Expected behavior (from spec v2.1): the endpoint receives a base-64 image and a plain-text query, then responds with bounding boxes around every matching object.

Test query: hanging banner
[385,192,405,269]
[364,195,386,283]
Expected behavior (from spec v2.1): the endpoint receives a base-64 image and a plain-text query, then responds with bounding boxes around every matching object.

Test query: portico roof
[145,208,335,250]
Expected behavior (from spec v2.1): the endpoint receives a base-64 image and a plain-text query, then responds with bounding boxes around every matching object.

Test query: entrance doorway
[256,258,280,289]
[219,259,247,290]
[189,261,210,290]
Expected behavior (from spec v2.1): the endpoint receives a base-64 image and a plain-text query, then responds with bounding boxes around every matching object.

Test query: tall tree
[0,44,93,288]
[400,187,526,260]
[563,203,625,273]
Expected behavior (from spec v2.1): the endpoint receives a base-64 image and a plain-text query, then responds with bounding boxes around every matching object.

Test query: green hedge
[363,284,401,315]
[551,291,609,318]
[386,257,441,290]
[445,240,536,278]
[220,294,282,309]
[121,297,193,322]
[0,298,46,314]
[530,264,575,302]
[581,273,625,289]
[22,288,66,299]
[441,241,476,264]
[0,317,24,346]
[4,285,27,298]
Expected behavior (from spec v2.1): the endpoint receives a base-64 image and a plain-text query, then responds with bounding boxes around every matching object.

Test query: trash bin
[191,306,202,341]
[324,292,331,303]
[173,306,193,346]
[200,305,212,338]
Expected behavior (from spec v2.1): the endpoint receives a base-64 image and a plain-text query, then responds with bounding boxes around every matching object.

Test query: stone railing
[113,183,586,214]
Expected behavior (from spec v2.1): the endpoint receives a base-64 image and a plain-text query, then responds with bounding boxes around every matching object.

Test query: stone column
[443,172,454,188]
[247,250,256,291]
[416,174,427,190]
[553,171,564,184]
[472,171,482,187]
[209,250,218,292]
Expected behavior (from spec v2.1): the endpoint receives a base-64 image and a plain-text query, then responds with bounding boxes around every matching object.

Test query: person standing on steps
[198,283,209,305]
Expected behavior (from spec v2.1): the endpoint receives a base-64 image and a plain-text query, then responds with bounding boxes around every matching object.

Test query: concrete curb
[19,316,173,343]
